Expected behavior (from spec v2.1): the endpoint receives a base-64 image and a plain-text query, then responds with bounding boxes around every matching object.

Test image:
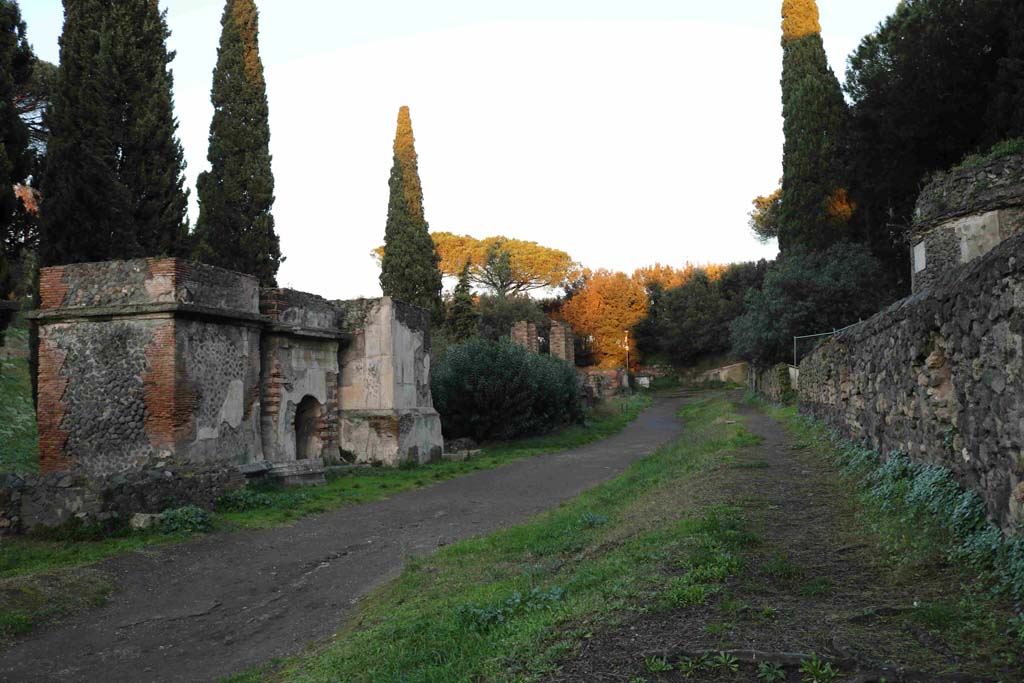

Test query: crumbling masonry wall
[799,231,1024,531]
[511,321,540,354]
[259,289,343,474]
[336,297,443,466]
[549,320,575,365]
[35,259,264,477]
[20,258,447,531]
[912,152,1024,294]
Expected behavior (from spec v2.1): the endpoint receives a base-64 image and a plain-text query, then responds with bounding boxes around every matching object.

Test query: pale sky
[19,0,899,299]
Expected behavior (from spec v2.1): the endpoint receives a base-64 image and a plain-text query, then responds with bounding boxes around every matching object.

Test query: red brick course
[38,266,68,311]
[143,320,195,452]
[37,336,72,474]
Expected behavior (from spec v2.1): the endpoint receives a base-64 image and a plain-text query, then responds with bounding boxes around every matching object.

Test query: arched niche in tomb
[294,395,323,461]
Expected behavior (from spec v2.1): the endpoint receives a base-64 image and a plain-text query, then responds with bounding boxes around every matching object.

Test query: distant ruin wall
[549,320,575,365]
[337,297,442,466]
[799,231,1024,531]
[699,362,751,386]
[511,321,539,354]
[752,364,797,402]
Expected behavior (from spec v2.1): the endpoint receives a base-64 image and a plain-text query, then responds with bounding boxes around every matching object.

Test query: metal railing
[793,319,863,367]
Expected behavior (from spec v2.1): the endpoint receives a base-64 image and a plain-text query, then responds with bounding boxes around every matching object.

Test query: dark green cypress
[194,0,280,286]
[447,260,478,341]
[778,0,850,253]
[40,0,124,266]
[0,0,31,299]
[379,106,443,318]
[114,0,190,258]
[40,0,188,268]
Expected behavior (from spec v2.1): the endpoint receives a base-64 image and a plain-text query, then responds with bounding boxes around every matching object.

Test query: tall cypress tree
[115,0,190,257]
[0,1,31,298]
[447,260,478,341]
[194,0,281,286]
[379,106,443,317]
[40,0,189,267]
[778,0,851,253]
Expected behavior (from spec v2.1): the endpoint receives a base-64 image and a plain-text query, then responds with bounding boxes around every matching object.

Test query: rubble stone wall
[799,231,1024,531]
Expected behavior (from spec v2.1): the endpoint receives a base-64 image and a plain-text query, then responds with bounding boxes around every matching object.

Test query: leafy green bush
[731,243,887,366]
[161,505,213,534]
[431,338,583,442]
[825,437,1024,603]
[455,586,564,633]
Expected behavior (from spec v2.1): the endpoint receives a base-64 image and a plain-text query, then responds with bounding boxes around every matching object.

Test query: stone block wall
[799,231,1024,531]
[549,320,575,365]
[911,152,1024,293]
[38,257,259,314]
[700,362,751,386]
[582,368,630,399]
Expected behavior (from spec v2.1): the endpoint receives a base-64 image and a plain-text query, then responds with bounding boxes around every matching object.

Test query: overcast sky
[19,0,899,299]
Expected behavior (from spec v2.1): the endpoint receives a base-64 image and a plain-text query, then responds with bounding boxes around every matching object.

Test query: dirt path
[549,397,1020,682]
[0,397,686,682]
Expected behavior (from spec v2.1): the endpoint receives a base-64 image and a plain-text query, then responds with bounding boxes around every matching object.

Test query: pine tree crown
[782,0,821,43]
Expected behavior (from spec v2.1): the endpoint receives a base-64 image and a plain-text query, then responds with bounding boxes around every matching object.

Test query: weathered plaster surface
[337,297,442,465]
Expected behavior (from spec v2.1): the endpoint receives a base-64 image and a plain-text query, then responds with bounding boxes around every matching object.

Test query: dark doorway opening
[295,396,322,461]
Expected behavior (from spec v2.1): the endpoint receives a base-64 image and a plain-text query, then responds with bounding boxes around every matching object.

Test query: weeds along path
[549,398,1021,683]
[0,396,687,682]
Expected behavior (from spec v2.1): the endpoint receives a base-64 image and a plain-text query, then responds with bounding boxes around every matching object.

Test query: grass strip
[227,395,761,683]
[0,320,38,475]
[758,399,1024,607]
[756,397,1024,662]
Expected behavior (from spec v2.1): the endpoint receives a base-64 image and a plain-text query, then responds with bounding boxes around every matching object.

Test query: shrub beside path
[0,397,686,682]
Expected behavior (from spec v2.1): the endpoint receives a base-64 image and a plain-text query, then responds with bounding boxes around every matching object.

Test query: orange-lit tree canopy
[633,262,729,292]
[559,269,647,368]
[749,187,782,242]
[782,0,821,43]
[633,263,689,291]
[376,232,577,296]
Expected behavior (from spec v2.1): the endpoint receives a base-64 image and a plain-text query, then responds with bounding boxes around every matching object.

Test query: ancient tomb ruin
[31,258,443,488]
[911,152,1024,293]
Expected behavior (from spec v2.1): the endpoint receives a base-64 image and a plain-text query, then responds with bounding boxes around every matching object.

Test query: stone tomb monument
[911,151,1024,293]
[31,258,443,490]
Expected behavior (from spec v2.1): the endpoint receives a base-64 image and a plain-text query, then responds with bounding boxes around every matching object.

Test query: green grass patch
[0,568,113,646]
[0,317,38,475]
[227,395,759,683]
